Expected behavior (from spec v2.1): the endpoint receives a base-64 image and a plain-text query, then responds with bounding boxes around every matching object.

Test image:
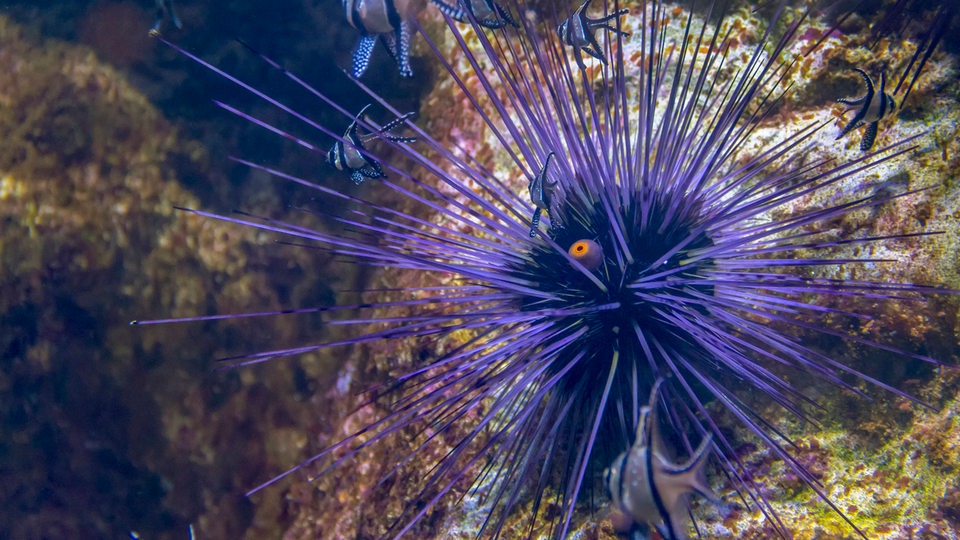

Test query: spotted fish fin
[529,208,542,237]
[378,112,416,136]
[581,44,607,63]
[397,21,414,77]
[351,35,377,78]
[492,2,519,27]
[381,22,414,78]
[431,0,468,21]
[362,162,386,180]
[861,121,879,151]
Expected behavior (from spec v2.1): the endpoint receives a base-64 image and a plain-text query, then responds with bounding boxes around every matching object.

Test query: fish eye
[568,239,603,270]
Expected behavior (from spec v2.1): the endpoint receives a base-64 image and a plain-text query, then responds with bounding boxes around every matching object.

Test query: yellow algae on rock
[0,14,349,539]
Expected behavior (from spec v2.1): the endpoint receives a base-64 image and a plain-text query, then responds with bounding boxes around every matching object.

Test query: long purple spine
[140,0,954,537]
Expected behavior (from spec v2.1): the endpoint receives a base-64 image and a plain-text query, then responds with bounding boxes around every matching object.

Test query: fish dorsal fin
[636,378,665,448]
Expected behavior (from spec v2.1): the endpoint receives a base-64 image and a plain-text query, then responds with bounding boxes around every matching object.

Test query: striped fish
[342,0,426,78]
[558,0,629,71]
[327,104,416,184]
[528,152,557,237]
[836,69,897,151]
[430,0,518,28]
[604,379,720,540]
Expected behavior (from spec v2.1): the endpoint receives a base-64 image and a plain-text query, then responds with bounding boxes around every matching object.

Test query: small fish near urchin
[326,104,417,184]
[557,0,630,69]
[527,151,559,237]
[604,378,721,539]
[142,0,957,537]
[836,68,897,151]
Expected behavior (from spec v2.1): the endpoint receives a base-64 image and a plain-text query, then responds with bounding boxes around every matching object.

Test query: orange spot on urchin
[568,239,603,270]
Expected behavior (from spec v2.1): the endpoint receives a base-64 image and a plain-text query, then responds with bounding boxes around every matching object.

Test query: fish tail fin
[686,434,721,505]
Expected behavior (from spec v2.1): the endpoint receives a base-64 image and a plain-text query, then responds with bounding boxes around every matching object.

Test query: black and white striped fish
[342,0,426,78]
[528,152,557,237]
[604,379,720,540]
[836,69,897,151]
[558,0,629,71]
[431,0,518,29]
[327,104,416,184]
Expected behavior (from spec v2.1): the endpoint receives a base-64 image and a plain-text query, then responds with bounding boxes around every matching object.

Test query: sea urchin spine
[141,0,954,537]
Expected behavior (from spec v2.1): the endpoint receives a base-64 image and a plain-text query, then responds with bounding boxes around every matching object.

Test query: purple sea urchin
[142,0,956,537]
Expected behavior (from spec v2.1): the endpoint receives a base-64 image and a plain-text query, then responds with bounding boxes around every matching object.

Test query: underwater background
[1,1,959,539]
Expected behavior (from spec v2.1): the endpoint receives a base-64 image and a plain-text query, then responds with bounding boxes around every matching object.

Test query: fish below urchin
[140,0,958,537]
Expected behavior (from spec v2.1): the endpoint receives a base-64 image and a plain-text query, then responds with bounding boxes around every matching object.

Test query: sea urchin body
[144,0,955,537]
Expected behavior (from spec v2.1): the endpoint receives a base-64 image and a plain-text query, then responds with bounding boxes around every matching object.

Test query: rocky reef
[0,13,349,539]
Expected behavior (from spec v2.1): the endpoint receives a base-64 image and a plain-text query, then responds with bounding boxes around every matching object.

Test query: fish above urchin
[141,0,956,537]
